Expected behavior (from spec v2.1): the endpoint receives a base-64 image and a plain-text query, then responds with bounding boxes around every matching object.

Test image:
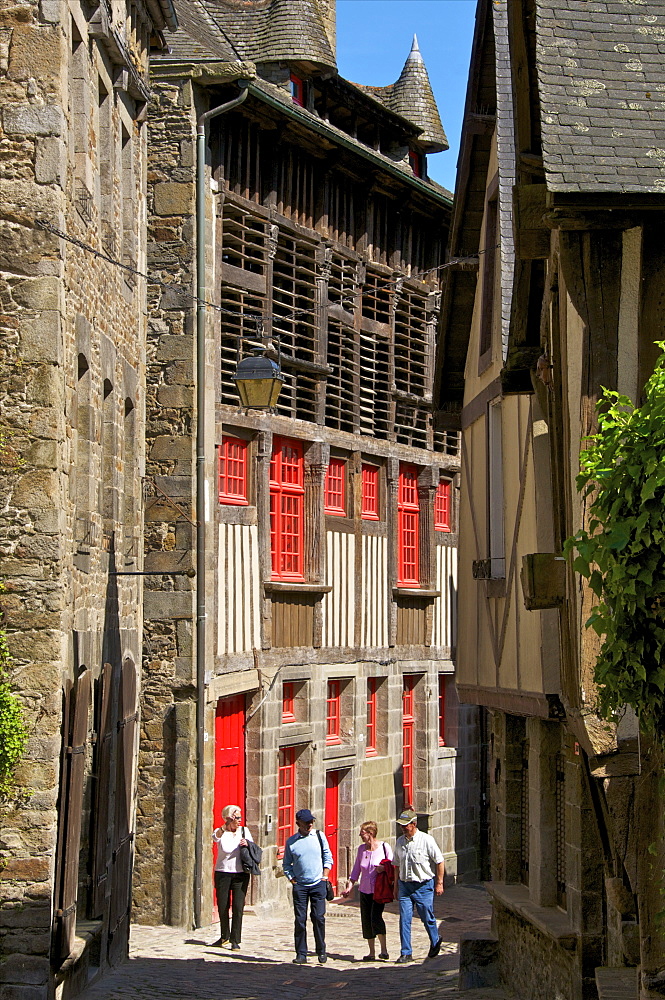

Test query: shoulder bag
[372,842,394,904]
[316,830,335,901]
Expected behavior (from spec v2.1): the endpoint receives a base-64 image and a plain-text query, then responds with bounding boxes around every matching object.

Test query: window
[409,150,423,178]
[282,682,295,723]
[488,401,505,579]
[270,437,305,581]
[290,73,304,106]
[402,676,416,806]
[366,678,377,757]
[398,464,420,587]
[324,458,346,516]
[218,436,249,505]
[326,680,342,745]
[434,479,452,532]
[480,192,498,357]
[438,675,446,746]
[277,746,296,857]
[361,464,379,520]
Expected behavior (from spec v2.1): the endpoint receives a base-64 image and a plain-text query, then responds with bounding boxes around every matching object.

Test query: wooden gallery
[134,0,480,926]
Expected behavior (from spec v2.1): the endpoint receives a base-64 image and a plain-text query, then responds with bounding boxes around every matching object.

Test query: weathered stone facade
[0,1,175,997]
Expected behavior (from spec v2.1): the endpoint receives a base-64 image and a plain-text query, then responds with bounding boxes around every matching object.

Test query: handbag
[372,842,394,904]
[316,830,335,900]
[239,827,263,875]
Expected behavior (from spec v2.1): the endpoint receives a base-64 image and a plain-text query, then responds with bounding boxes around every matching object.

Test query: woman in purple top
[342,821,393,961]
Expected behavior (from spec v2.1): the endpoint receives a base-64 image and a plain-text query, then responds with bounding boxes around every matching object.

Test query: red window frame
[398,464,420,587]
[366,678,377,757]
[409,150,423,177]
[277,746,296,858]
[435,479,452,532]
[282,681,296,723]
[270,437,305,581]
[361,464,380,520]
[218,436,249,505]
[402,676,416,807]
[438,675,446,746]
[324,458,346,516]
[290,73,304,106]
[326,679,342,745]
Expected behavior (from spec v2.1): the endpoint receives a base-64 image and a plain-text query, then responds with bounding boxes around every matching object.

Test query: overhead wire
[33,216,494,329]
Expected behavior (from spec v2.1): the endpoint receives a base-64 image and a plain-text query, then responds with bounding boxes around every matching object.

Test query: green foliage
[0,602,27,801]
[564,344,665,737]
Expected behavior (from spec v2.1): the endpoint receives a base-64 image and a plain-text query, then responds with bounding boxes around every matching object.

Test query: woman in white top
[342,821,393,961]
[212,804,254,949]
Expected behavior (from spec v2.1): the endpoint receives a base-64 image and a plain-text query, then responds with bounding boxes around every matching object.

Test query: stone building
[0,1,176,998]
[439,1,665,998]
[134,0,480,929]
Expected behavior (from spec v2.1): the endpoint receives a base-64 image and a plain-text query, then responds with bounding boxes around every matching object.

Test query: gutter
[193,80,250,929]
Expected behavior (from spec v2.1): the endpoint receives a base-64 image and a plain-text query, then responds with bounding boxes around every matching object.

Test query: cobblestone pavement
[79,884,509,1000]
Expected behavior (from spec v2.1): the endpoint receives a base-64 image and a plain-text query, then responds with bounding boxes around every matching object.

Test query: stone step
[595,967,638,1000]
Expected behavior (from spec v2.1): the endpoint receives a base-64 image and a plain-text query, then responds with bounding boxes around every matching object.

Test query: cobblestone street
[79,885,508,1000]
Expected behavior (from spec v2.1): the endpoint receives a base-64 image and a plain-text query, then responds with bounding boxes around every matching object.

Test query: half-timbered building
[439,1,665,998]
[135,0,480,927]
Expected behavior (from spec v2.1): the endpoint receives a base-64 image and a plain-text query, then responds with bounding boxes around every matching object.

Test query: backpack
[239,828,262,875]
[372,843,394,904]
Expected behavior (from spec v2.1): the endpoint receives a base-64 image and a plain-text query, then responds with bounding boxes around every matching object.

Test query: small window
[397,464,420,587]
[282,681,296,723]
[218,436,249,505]
[278,746,296,858]
[361,464,379,520]
[434,479,452,532]
[326,679,342,745]
[366,678,377,757]
[409,151,423,178]
[290,73,304,107]
[438,675,446,746]
[324,458,346,516]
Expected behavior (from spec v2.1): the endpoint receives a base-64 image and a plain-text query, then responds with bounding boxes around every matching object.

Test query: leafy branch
[564,344,665,738]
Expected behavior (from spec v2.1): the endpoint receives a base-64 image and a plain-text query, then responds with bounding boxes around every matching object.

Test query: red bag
[372,844,394,904]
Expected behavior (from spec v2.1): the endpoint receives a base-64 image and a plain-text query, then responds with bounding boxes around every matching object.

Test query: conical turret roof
[390,36,447,152]
[258,0,336,69]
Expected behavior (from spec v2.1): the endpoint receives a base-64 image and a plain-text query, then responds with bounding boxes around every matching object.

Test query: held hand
[239,838,248,847]
[435,882,444,896]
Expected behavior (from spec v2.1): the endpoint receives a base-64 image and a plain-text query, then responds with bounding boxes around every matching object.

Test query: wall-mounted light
[232,350,285,409]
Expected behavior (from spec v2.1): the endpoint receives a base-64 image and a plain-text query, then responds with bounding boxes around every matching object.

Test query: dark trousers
[359,890,387,939]
[215,870,250,945]
[292,880,326,958]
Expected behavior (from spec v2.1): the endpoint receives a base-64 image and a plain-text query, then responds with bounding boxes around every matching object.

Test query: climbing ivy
[564,345,665,739]
[0,620,27,801]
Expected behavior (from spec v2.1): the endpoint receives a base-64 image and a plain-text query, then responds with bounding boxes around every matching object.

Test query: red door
[214,695,246,906]
[325,770,341,892]
[402,677,415,808]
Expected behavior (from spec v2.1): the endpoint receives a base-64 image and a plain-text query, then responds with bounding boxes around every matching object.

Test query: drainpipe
[194,80,249,928]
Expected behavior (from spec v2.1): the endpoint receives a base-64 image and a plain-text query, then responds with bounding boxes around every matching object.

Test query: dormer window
[409,151,424,178]
[290,73,305,107]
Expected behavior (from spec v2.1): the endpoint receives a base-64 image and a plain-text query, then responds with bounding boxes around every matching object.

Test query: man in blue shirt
[283,808,333,965]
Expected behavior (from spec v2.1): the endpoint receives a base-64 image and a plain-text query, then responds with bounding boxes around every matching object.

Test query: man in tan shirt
[392,808,445,963]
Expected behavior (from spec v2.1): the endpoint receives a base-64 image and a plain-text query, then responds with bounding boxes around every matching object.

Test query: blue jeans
[397,878,439,956]
[292,880,326,958]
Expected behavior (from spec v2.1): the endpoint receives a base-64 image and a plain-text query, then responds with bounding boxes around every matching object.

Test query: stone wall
[0,1,154,996]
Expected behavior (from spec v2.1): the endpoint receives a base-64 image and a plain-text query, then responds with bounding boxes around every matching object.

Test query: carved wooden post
[305,441,327,647]
[386,457,399,647]
[257,430,273,649]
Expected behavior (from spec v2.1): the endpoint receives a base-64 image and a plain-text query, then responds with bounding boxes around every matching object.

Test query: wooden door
[402,676,415,808]
[325,770,340,892]
[214,696,246,867]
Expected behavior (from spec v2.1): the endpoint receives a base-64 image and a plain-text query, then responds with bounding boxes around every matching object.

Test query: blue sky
[336,0,478,193]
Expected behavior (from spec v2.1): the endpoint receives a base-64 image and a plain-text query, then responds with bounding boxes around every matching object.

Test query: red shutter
[438,675,446,746]
[219,436,248,505]
[282,682,296,723]
[290,73,304,106]
[278,746,296,857]
[326,679,341,745]
[325,770,341,892]
[366,678,377,757]
[270,438,305,581]
[434,479,451,532]
[361,464,379,520]
[398,464,420,586]
[402,676,415,807]
[324,458,346,515]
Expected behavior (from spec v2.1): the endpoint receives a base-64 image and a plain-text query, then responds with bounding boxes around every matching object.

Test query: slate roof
[355,36,448,152]
[164,0,336,71]
[536,0,665,194]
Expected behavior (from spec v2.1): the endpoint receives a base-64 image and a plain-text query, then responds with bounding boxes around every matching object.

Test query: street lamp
[232,349,285,409]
